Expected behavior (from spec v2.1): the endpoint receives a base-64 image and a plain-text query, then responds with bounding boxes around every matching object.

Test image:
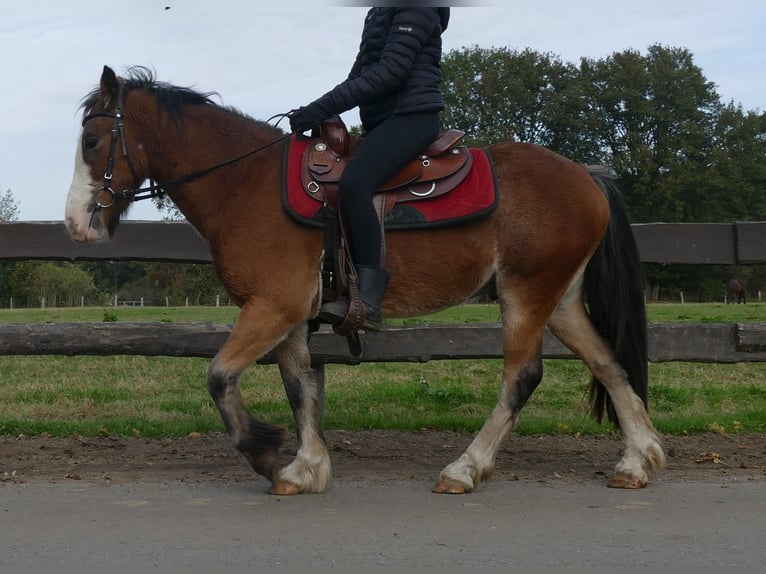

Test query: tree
[441,46,600,161]
[438,44,764,300]
[578,45,721,222]
[0,188,19,222]
[0,188,21,305]
[79,261,150,297]
[701,105,766,222]
[153,196,185,221]
[12,262,101,307]
[144,262,226,305]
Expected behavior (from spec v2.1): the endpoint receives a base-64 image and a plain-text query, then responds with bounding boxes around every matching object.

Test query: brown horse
[65,66,665,494]
[726,279,746,304]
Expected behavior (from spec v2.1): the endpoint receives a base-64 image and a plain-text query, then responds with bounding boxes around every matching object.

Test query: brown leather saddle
[300,116,472,218]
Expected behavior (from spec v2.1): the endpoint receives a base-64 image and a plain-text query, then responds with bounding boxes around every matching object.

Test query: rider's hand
[288,106,323,134]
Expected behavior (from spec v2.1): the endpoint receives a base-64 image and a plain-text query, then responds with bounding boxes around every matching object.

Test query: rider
[289,6,450,331]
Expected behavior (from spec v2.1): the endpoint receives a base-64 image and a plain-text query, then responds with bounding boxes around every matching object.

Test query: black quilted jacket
[304,7,449,130]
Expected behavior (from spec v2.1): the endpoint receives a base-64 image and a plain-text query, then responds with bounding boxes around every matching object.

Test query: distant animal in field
[726,279,746,304]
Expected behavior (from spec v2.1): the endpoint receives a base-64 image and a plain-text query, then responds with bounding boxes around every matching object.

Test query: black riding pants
[339,111,440,267]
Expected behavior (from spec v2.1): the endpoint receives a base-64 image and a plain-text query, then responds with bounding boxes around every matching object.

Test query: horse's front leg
[269,322,332,495]
[206,300,296,485]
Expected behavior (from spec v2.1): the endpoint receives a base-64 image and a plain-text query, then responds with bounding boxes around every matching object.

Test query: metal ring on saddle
[307,181,320,194]
[408,181,436,197]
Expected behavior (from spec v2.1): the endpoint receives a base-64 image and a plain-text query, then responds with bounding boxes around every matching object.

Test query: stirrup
[318,299,350,326]
[333,296,382,334]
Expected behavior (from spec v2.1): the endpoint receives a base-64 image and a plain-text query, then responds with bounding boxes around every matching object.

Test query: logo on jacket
[398,26,413,32]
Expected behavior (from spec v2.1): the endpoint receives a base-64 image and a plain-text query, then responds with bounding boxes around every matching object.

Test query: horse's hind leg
[548,287,666,488]
[269,322,332,495]
[207,300,296,485]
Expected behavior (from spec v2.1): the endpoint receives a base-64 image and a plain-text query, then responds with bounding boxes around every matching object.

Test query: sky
[1,0,763,222]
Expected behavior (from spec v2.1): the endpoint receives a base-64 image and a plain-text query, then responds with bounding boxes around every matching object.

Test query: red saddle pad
[282,135,498,230]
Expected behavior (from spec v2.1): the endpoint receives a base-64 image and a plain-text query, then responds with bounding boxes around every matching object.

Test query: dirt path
[2,430,764,487]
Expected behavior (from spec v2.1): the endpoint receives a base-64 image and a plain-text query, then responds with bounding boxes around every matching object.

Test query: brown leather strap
[373,193,388,266]
[335,281,364,333]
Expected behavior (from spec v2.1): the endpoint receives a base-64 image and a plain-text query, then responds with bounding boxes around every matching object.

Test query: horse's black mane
[80,66,283,134]
[80,67,215,119]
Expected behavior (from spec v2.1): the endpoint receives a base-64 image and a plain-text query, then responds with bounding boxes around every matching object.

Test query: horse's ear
[100,66,120,108]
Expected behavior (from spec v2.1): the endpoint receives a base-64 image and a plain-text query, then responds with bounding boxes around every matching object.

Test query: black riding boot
[319,265,390,331]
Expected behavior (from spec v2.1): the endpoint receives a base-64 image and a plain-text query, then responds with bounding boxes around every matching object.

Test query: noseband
[80,78,291,211]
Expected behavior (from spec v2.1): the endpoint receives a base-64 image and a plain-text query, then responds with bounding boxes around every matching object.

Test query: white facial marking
[64,131,106,243]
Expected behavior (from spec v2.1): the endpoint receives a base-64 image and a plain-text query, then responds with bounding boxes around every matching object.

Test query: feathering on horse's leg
[548,290,666,489]
[433,306,546,494]
[207,360,286,483]
[269,322,332,495]
[206,301,294,486]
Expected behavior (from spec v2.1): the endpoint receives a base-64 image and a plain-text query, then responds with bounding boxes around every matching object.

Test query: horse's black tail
[583,167,648,427]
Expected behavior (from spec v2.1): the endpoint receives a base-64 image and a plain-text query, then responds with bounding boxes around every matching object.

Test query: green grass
[1,301,763,324]
[0,303,764,438]
[0,303,493,325]
[645,302,765,323]
[0,305,241,324]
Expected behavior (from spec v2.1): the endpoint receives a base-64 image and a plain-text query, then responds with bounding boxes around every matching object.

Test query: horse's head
[65,66,149,243]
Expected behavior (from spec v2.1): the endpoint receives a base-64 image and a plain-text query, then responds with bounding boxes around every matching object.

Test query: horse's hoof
[269,480,302,496]
[432,477,474,494]
[607,473,647,489]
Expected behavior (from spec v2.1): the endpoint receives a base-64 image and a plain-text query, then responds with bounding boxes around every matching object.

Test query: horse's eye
[83,137,99,152]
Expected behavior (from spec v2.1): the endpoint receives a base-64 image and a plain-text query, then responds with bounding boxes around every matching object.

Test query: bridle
[81,78,142,209]
[81,78,291,210]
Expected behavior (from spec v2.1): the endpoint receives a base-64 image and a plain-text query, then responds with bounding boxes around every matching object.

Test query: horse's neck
[145,108,283,238]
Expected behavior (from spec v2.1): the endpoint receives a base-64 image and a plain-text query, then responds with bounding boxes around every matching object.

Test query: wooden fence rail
[1,221,765,264]
[0,221,764,364]
[0,321,764,364]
